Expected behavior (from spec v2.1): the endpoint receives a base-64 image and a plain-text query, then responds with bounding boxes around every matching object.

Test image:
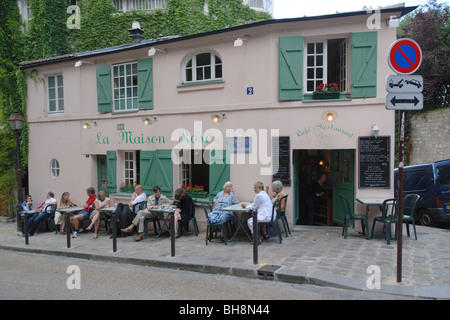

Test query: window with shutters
[279,32,377,101]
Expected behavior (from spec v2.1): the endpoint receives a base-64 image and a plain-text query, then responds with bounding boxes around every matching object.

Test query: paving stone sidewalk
[0,217,449,299]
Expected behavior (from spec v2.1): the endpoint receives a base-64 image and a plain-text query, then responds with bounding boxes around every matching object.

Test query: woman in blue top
[21,195,34,211]
[208,181,239,224]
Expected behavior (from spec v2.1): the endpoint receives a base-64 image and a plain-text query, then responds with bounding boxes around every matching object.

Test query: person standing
[305,173,327,225]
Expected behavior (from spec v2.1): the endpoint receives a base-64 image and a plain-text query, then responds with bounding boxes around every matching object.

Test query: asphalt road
[0,250,421,302]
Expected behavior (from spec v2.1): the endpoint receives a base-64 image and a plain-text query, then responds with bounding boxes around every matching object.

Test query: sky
[273,0,430,18]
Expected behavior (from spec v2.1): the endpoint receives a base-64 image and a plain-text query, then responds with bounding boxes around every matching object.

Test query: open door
[332,150,355,223]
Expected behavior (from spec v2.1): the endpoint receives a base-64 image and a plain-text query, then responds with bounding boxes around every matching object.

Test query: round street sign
[388,38,422,75]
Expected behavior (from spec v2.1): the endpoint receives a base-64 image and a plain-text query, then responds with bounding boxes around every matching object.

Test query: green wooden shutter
[279,36,304,101]
[209,150,230,198]
[137,58,153,110]
[140,150,172,196]
[96,65,113,113]
[106,151,117,193]
[352,32,377,98]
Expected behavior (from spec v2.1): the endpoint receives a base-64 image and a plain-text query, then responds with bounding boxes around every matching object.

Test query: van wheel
[418,209,434,227]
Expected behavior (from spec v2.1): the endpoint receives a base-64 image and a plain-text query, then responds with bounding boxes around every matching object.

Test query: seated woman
[56,192,77,234]
[87,190,110,239]
[241,181,273,243]
[208,181,239,223]
[266,180,286,210]
[71,187,97,238]
[173,188,193,235]
[122,186,171,241]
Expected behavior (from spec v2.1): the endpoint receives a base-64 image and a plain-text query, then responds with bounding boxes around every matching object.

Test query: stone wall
[409,108,450,165]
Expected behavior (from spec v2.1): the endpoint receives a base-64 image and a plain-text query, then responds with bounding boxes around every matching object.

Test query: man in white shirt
[115,185,147,235]
[241,182,274,242]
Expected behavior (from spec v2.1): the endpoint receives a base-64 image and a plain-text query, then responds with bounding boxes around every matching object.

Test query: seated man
[122,185,171,241]
[114,185,147,236]
[71,187,97,238]
[27,192,57,236]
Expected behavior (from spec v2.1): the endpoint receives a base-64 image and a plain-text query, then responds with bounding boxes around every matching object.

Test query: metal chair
[371,198,397,244]
[275,195,290,237]
[339,195,370,239]
[178,200,199,237]
[258,198,283,244]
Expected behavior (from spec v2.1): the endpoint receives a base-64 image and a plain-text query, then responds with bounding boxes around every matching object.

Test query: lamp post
[7,111,24,225]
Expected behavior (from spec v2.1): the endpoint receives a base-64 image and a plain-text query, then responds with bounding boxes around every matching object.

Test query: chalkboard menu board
[272,136,291,186]
[358,136,390,188]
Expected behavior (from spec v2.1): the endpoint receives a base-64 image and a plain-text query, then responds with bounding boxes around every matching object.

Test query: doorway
[293,149,355,226]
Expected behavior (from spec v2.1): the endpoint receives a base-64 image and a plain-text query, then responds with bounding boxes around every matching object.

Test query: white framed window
[113,62,138,112]
[113,0,168,11]
[50,159,60,178]
[304,38,348,93]
[183,52,222,83]
[47,75,64,113]
[124,151,136,185]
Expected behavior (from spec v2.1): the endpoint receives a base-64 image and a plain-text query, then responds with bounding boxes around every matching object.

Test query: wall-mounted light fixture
[82,120,97,129]
[142,115,158,125]
[74,60,94,68]
[322,110,337,122]
[387,16,399,28]
[372,123,380,138]
[234,38,246,47]
[211,112,227,123]
[148,47,166,56]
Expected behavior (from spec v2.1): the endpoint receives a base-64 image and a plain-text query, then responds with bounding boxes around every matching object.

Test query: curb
[3,243,448,299]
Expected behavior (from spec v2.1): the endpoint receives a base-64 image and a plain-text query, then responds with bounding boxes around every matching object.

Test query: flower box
[120,187,135,193]
[186,192,209,199]
[312,91,341,100]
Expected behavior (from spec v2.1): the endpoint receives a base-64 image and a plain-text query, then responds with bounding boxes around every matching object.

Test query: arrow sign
[386,93,423,110]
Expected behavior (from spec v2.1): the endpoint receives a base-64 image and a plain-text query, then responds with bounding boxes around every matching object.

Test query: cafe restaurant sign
[297,123,355,139]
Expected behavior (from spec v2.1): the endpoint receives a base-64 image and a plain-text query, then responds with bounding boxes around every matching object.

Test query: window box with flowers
[120,181,139,193]
[312,83,341,100]
[182,184,208,198]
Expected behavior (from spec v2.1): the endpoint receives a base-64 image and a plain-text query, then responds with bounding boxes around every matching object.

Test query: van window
[435,163,450,188]
[404,171,428,191]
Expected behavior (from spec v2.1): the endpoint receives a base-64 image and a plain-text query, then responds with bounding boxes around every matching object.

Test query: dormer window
[183,52,222,83]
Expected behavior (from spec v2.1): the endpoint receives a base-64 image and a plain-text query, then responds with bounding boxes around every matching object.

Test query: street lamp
[7,111,24,223]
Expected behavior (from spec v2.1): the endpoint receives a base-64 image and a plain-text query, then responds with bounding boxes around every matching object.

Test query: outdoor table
[58,206,84,248]
[356,198,387,232]
[19,209,41,245]
[148,206,176,238]
[221,202,252,242]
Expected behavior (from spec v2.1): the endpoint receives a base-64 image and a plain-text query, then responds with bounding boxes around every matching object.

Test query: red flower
[190,186,193,190]
[200,185,204,189]
[125,182,129,185]
[181,184,186,188]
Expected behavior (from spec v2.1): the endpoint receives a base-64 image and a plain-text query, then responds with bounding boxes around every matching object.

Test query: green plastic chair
[258,198,283,245]
[275,195,290,237]
[396,194,420,241]
[178,200,199,237]
[201,202,227,245]
[339,195,370,239]
[371,198,397,245]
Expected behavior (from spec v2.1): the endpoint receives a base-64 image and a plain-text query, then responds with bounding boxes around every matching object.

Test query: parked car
[394,159,450,226]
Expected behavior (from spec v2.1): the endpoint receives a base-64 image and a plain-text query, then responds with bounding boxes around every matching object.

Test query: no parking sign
[388,38,422,75]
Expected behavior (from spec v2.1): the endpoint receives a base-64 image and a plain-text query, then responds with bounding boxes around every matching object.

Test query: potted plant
[182,184,208,198]
[313,83,340,100]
